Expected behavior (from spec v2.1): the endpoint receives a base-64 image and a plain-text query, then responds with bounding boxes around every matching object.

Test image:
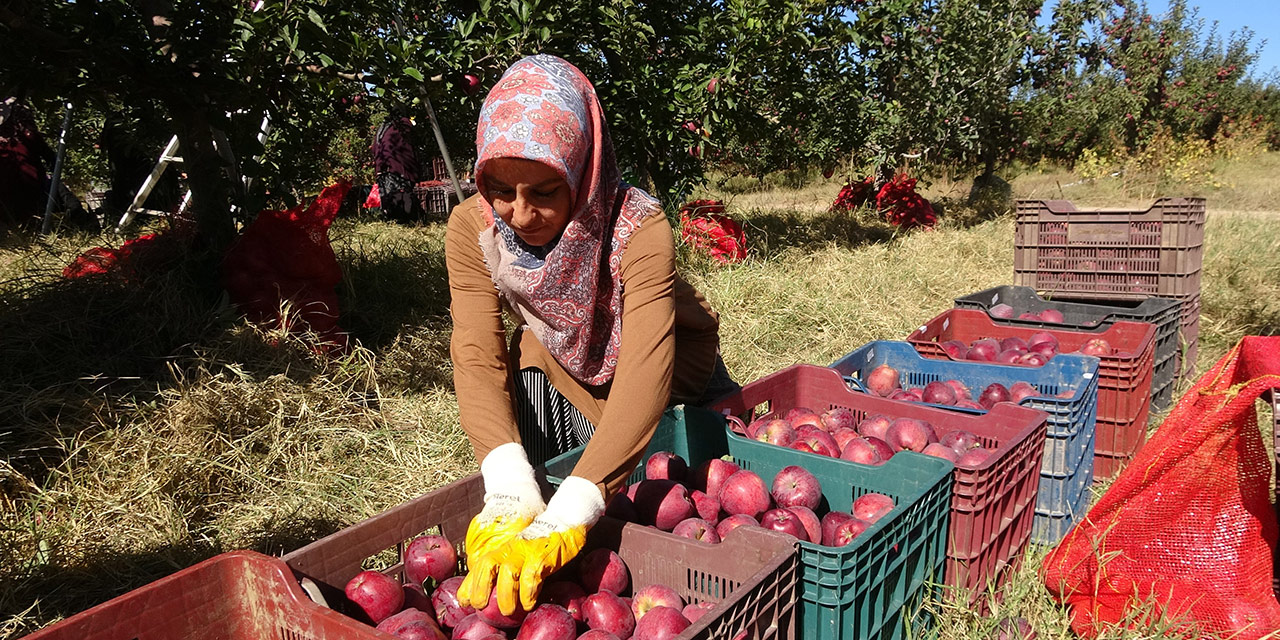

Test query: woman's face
[482,157,573,247]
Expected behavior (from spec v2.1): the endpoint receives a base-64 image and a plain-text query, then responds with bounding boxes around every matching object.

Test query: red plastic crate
[907,308,1156,480]
[24,551,385,640]
[1013,198,1205,300]
[711,364,1047,607]
[283,473,799,640]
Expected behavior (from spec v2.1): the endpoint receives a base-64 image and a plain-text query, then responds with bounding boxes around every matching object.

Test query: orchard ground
[2,153,1279,639]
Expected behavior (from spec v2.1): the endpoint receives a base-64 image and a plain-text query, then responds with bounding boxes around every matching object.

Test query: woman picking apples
[447,55,737,618]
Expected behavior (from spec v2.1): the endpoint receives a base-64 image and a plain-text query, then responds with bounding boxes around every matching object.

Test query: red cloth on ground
[678,199,747,265]
[1042,336,1280,638]
[221,181,350,353]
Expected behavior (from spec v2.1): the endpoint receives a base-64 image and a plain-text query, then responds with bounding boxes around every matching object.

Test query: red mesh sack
[221,181,350,353]
[64,229,188,281]
[1043,336,1280,638]
[876,174,936,229]
[678,199,747,265]
[363,182,381,209]
[830,176,875,212]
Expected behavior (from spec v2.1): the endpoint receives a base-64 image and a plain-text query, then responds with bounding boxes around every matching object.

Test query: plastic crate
[25,551,385,640]
[830,341,1100,545]
[1013,198,1205,300]
[413,180,478,218]
[709,365,1045,607]
[953,286,1181,411]
[907,309,1155,480]
[546,403,954,640]
[282,473,798,640]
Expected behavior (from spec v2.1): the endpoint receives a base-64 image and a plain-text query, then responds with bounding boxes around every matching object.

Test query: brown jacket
[446,194,720,497]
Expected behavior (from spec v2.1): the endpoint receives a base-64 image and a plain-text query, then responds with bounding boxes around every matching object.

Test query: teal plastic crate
[545,405,954,640]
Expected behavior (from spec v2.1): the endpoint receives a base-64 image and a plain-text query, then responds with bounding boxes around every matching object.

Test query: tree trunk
[169,105,236,254]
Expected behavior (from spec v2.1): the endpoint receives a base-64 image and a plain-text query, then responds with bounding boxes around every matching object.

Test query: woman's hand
[458,476,604,614]
[463,443,545,566]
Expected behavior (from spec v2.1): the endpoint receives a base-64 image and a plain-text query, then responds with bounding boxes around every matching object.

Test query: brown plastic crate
[25,551,387,640]
[1013,198,1205,300]
[283,474,799,640]
[413,180,479,218]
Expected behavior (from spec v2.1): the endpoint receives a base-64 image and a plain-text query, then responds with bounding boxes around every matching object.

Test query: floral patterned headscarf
[475,54,661,386]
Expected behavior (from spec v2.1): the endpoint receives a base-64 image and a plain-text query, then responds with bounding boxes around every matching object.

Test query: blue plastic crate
[830,341,1100,545]
[1033,451,1095,544]
[545,406,953,640]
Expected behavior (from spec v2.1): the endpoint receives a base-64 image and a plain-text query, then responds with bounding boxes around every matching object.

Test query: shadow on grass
[736,208,899,260]
[0,514,346,634]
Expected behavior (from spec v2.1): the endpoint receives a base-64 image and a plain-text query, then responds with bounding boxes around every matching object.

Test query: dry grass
[3,154,1280,638]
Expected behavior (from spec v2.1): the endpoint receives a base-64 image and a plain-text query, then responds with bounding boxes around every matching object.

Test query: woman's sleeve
[569,214,677,499]
[445,198,521,462]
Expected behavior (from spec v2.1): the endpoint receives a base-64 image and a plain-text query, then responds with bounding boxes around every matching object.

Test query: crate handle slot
[298,577,330,608]
[843,375,870,394]
[722,410,749,435]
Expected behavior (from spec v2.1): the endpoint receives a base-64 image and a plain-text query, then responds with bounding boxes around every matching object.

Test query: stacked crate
[1012,197,1204,381]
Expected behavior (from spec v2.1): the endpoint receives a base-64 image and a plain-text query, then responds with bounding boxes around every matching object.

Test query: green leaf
[307,9,328,35]
[404,67,425,82]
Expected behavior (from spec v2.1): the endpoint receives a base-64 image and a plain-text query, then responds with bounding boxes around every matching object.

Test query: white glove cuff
[480,442,542,505]
[541,476,607,530]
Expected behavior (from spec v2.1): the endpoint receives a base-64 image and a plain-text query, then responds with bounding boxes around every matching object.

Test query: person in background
[371,111,422,222]
[0,96,55,231]
[445,54,738,616]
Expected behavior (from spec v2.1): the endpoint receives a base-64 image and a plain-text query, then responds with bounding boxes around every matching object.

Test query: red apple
[1018,312,1040,321]
[996,349,1024,364]
[840,437,885,465]
[716,514,758,539]
[1019,352,1049,367]
[831,427,861,453]
[694,457,740,497]
[955,399,985,410]
[690,490,721,523]
[582,591,635,639]
[989,303,1015,319]
[770,465,821,510]
[405,534,457,587]
[830,517,871,546]
[632,584,685,623]
[794,425,840,457]
[787,506,821,544]
[939,430,981,453]
[672,517,722,543]
[941,339,970,359]
[476,587,528,629]
[958,447,993,466]
[922,381,957,405]
[1079,338,1112,356]
[865,436,894,461]
[820,511,854,545]
[979,383,1011,409]
[761,508,807,540]
[922,442,960,462]
[967,338,1000,362]
[945,379,972,400]
[451,613,501,640]
[632,605,691,640]
[1038,309,1065,323]
[634,480,696,531]
[822,167,835,179]
[857,414,892,441]
[516,604,576,640]
[706,77,720,93]
[865,364,901,397]
[431,576,473,628]
[1009,381,1039,403]
[753,419,796,447]
[682,601,716,624]
[999,336,1029,353]
[990,616,1036,639]
[346,569,405,624]
[852,493,895,523]
[605,492,638,522]
[578,631,621,640]
[820,407,857,431]
[885,418,938,452]
[646,451,688,482]
[1027,331,1059,352]
[540,582,588,625]
[378,609,446,640]
[460,73,482,95]
[403,583,434,616]
[718,470,772,519]
[789,411,825,432]
[579,548,630,595]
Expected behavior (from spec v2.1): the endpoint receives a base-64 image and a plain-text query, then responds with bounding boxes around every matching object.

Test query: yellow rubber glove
[460,443,544,581]
[460,476,604,615]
